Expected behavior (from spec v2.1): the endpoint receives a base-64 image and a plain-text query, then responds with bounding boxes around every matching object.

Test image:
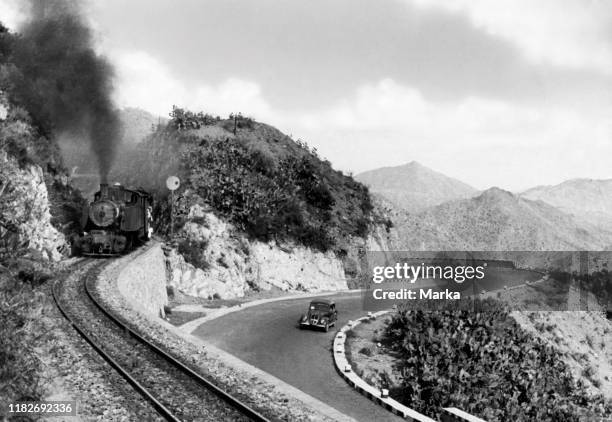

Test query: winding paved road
[193,291,404,421]
[192,268,539,421]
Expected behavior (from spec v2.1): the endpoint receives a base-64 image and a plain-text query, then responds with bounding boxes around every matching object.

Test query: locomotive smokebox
[100,183,109,199]
[75,182,152,256]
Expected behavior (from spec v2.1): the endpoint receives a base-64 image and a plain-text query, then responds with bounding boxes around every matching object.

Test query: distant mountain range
[521,179,612,231]
[361,162,612,251]
[356,161,478,213]
[393,187,612,250]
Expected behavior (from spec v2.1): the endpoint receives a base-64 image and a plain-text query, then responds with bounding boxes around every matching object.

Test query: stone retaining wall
[117,243,168,318]
[99,245,356,422]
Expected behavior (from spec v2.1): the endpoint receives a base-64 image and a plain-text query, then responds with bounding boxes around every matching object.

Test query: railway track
[53,258,271,422]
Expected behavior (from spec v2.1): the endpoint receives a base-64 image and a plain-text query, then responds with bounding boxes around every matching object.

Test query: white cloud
[408,0,612,74]
[298,78,605,148]
[290,79,612,190]
[111,50,612,190]
[111,50,273,120]
[0,0,27,29]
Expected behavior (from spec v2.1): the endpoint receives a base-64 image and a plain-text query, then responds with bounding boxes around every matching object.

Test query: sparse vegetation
[358,346,374,356]
[177,238,209,270]
[0,265,49,405]
[169,105,221,130]
[550,268,611,310]
[120,107,374,252]
[385,298,612,421]
[188,136,368,251]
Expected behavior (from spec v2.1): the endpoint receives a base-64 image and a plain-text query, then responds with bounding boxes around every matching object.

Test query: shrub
[384,298,611,420]
[169,106,219,130]
[229,112,254,129]
[126,107,374,253]
[359,346,374,356]
[0,271,46,404]
[177,239,209,270]
[15,260,53,287]
[187,137,370,252]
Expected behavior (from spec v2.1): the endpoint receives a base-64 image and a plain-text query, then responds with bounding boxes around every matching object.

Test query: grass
[165,310,207,326]
[177,238,209,270]
[0,262,51,406]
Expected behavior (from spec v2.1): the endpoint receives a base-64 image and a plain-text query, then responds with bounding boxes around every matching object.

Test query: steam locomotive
[75,183,153,256]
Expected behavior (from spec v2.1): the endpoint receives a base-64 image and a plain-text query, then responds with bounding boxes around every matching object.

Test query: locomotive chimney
[100,183,109,199]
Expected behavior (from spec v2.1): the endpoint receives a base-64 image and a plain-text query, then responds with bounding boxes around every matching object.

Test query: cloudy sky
[2,0,612,191]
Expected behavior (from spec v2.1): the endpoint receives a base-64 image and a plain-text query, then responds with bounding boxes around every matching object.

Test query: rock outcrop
[0,151,66,261]
[165,201,348,299]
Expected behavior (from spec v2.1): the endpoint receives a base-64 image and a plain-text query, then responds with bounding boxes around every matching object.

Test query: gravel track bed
[96,246,341,422]
[48,259,162,422]
[58,258,250,422]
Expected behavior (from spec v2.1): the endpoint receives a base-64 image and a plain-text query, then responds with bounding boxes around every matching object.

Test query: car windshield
[309,302,330,311]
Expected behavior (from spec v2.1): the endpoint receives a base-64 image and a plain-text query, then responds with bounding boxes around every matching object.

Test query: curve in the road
[193,292,405,422]
[192,267,539,421]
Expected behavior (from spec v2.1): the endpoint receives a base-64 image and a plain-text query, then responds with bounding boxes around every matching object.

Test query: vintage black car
[298,299,338,332]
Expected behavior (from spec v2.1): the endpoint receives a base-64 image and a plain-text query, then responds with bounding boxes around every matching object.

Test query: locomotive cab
[77,183,152,256]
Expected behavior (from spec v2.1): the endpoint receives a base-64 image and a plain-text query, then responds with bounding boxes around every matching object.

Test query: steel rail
[83,266,270,422]
[52,275,181,422]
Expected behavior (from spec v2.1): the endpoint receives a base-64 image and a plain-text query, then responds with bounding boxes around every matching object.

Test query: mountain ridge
[355,161,478,213]
[521,178,612,231]
[391,187,612,251]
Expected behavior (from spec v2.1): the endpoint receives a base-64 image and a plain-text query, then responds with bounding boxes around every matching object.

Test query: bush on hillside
[169,105,220,130]
[384,298,611,421]
[226,113,255,130]
[0,269,47,405]
[187,136,370,251]
[550,268,611,309]
[115,107,374,252]
[177,238,209,270]
[576,269,611,307]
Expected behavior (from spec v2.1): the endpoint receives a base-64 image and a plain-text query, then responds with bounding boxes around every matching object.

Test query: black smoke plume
[8,0,120,182]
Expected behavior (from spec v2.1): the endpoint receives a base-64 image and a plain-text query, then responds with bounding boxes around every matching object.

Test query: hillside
[120,107,166,146]
[522,178,612,230]
[355,161,477,213]
[392,187,612,251]
[113,111,375,254]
